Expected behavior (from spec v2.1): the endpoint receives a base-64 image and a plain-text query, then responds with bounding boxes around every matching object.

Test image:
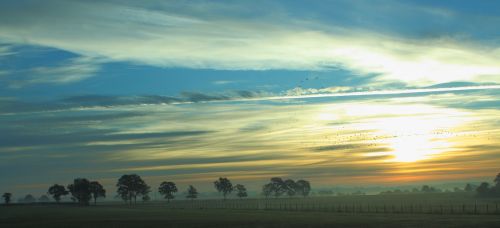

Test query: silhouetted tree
[116,174,149,205]
[68,178,92,206]
[465,183,476,192]
[421,185,438,193]
[495,172,500,187]
[477,182,491,197]
[186,185,198,201]
[139,184,151,202]
[492,172,500,196]
[262,183,273,198]
[38,195,50,203]
[89,181,106,205]
[23,194,36,203]
[235,184,247,199]
[284,179,297,198]
[270,177,286,198]
[159,181,177,203]
[48,184,68,203]
[214,177,233,200]
[296,180,311,197]
[118,192,128,203]
[2,193,12,205]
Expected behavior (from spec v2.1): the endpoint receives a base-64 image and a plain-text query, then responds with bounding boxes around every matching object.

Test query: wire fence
[162,198,500,215]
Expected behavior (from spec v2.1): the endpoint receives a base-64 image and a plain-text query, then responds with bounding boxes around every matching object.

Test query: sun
[388,135,449,162]
[367,114,459,163]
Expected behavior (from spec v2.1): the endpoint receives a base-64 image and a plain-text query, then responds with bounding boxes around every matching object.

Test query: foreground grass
[2,203,500,228]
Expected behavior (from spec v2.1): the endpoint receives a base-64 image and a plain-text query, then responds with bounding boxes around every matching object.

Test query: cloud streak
[1,85,498,115]
[3,56,102,88]
[1,87,499,194]
[0,1,499,87]
[1,0,499,195]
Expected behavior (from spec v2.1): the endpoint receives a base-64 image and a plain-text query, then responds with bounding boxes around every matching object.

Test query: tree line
[4,172,500,206]
[261,177,311,198]
[476,173,500,197]
[379,173,500,196]
[2,175,311,205]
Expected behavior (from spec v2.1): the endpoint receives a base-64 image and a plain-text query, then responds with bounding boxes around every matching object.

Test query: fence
[162,198,500,215]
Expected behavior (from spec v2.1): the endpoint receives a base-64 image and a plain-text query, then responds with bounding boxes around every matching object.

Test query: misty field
[2,193,500,228]
[166,193,500,214]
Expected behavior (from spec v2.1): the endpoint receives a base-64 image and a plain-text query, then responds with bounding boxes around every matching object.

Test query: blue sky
[1,0,500,198]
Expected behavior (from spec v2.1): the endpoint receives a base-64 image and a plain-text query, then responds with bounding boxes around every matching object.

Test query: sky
[1,0,500,198]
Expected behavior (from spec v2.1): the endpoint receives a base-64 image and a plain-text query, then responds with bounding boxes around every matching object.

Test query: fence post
[474,202,477,214]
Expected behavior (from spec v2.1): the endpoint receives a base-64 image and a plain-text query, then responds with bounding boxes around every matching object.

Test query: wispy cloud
[5,57,101,89]
[0,44,16,56]
[2,90,499,193]
[213,80,237,85]
[1,1,499,87]
[1,85,498,115]
[1,0,499,195]
[29,57,100,84]
[5,56,102,88]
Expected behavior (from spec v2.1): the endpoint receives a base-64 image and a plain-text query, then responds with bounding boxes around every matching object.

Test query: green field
[166,193,500,214]
[2,193,500,227]
[2,204,500,228]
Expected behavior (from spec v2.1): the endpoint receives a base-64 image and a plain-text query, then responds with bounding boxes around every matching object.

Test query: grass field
[165,193,500,214]
[2,193,500,227]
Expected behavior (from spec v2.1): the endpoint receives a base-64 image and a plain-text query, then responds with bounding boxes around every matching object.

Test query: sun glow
[388,135,450,162]
[341,104,468,163]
